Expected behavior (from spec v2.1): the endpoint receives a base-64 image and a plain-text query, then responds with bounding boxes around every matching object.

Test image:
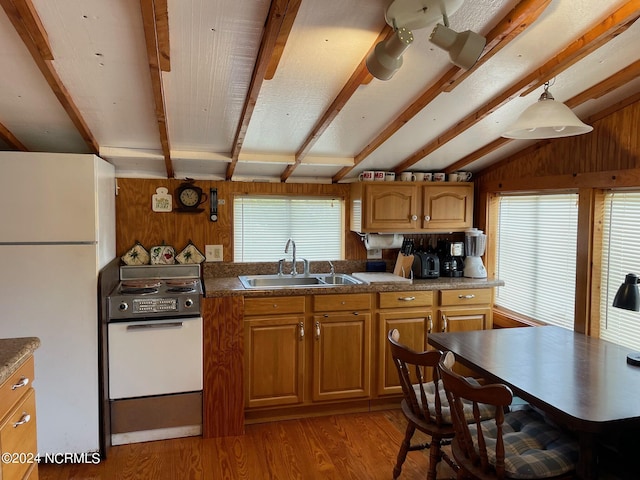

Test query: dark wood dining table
[428,325,640,480]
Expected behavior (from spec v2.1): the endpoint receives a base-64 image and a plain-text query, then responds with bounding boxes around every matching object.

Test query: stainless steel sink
[313,273,362,285]
[239,273,363,289]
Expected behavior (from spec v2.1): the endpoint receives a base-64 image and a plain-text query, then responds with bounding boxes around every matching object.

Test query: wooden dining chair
[387,329,461,480]
[438,352,579,480]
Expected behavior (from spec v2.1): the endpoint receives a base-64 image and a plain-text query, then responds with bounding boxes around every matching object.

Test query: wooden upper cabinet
[351,182,473,233]
[353,183,419,232]
[421,183,473,231]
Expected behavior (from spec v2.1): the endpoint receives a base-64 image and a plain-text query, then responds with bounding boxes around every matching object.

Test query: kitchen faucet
[284,238,309,275]
[285,238,297,275]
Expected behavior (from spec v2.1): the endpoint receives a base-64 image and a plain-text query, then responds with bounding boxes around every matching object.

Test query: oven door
[108,316,203,399]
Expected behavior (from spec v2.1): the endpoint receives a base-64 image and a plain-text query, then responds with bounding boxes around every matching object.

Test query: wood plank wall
[115,180,367,261]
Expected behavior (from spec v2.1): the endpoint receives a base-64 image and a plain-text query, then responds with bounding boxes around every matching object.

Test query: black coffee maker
[437,240,464,277]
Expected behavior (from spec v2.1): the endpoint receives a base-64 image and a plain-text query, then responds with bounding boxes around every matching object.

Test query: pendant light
[502,82,593,139]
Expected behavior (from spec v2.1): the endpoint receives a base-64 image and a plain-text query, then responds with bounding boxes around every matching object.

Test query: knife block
[393,253,414,278]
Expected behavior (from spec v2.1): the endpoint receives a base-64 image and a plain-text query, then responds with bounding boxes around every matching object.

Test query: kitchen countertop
[0,337,40,385]
[203,275,504,298]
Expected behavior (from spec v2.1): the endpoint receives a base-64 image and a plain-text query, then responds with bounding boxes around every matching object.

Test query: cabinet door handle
[424,215,430,222]
[315,321,321,339]
[12,376,29,390]
[458,294,475,299]
[13,412,31,428]
[398,296,416,302]
[427,315,433,333]
[411,215,418,221]
[442,314,448,332]
[299,322,305,339]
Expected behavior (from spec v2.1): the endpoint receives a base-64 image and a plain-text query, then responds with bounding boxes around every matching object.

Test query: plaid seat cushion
[470,407,578,479]
[413,378,494,424]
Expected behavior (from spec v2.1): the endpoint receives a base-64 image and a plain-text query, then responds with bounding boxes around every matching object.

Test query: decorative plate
[150,244,176,265]
[176,241,205,264]
[121,241,150,266]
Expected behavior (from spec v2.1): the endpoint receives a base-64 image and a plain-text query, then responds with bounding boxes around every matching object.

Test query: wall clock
[175,180,207,213]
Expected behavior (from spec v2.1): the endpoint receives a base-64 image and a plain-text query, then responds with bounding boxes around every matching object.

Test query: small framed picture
[152,187,172,212]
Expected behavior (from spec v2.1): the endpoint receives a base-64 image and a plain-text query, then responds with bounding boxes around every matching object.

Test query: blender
[464,228,487,278]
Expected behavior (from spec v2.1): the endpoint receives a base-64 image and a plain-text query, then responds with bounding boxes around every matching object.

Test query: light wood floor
[39,410,454,480]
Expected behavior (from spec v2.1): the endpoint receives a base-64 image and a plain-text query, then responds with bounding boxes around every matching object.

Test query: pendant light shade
[502,83,593,139]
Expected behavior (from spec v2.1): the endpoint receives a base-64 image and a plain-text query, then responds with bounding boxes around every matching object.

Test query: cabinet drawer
[0,388,37,480]
[379,291,433,309]
[440,288,492,306]
[0,356,34,419]
[244,296,305,316]
[314,293,371,312]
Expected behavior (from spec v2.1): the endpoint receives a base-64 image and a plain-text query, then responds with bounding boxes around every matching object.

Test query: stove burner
[165,279,198,287]
[121,280,162,289]
[166,286,196,293]
[120,286,159,295]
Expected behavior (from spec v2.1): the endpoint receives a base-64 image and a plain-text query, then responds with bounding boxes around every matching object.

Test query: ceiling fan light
[502,96,593,139]
[366,27,414,80]
[429,23,486,70]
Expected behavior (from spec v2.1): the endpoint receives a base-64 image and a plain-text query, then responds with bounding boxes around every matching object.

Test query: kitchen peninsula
[201,261,502,438]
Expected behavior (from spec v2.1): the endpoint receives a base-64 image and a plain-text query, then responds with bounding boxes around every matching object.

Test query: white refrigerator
[0,152,116,454]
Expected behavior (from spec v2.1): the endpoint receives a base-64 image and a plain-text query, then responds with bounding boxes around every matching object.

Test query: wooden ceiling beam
[226,0,296,180]
[264,0,301,80]
[0,0,99,153]
[332,0,551,183]
[140,0,174,178]
[9,0,52,60]
[153,0,171,72]
[392,0,640,174]
[447,59,640,174]
[0,121,28,151]
[281,25,392,182]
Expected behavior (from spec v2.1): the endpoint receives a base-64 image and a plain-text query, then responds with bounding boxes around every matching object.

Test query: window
[234,195,344,262]
[599,191,640,350]
[495,194,578,329]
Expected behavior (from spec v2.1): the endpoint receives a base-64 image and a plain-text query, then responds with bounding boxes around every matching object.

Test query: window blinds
[234,196,343,262]
[600,192,640,350]
[496,194,578,330]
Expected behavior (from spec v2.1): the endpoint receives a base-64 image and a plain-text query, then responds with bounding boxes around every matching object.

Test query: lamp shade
[502,87,593,139]
[366,27,413,81]
[429,23,486,70]
[613,273,640,312]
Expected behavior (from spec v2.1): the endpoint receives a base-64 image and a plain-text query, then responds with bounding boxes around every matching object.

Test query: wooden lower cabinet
[244,296,306,409]
[437,288,493,333]
[0,356,38,480]
[244,315,305,408]
[377,291,434,396]
[437,288,493,376]
[236,287,493,422]
[312,312,371,402]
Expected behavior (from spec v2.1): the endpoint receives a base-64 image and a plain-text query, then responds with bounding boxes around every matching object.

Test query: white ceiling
[0,0,638,182]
